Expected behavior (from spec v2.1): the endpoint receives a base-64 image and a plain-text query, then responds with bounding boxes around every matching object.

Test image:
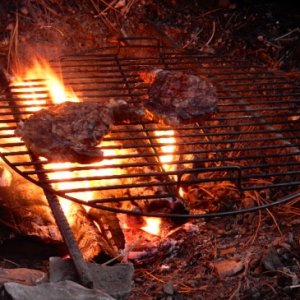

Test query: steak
[15,100,144,164]
[140,69,218,126]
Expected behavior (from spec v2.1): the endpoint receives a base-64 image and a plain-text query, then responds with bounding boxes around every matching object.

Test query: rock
[214,259,244,277]
[2,280,114,300]
[49,257,134,299]
[0,267,47,286]
[163,281,175,295]
[20,6,29,15]
[261,247,283,271]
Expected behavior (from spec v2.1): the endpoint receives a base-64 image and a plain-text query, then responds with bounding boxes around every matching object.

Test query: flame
[11,58,176,238]
[154,129,177,182]
[11,59,87,220]
[11,59,129,226]
[141,217,161,236]
[12,59,79,107]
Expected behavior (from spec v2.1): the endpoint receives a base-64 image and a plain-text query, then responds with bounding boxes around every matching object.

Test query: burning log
[88,208,125,258]
[0,158,102,260]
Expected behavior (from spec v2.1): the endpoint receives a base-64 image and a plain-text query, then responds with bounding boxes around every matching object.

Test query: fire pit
[1,37,300,288]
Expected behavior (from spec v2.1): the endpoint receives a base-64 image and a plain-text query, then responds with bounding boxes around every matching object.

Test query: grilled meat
[140,69,218,125]
[15,100,144,164]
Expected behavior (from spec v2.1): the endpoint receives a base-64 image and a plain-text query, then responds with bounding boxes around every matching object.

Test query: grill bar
[1,38,300,218]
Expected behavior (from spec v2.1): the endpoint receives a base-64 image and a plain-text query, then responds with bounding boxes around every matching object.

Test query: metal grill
[1,37,300,219]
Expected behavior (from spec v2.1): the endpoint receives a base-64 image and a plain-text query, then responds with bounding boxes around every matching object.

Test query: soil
[1,1,300,299]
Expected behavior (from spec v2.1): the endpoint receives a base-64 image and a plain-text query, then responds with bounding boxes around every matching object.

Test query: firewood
[0,158,101,260]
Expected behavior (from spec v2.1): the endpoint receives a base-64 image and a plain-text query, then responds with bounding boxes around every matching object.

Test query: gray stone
[49,257,134,299]
[163,281,175,295]
[3,280,115,300]
[262,247,284,271]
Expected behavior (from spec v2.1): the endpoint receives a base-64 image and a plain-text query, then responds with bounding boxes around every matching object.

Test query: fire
[154,129,177,183]
[12,59,79,106]
[141,217,161,236]
[11,58,182,239]
[154,130,176,169]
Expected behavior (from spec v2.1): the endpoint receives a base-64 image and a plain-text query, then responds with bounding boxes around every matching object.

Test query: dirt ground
[1,1,300,299]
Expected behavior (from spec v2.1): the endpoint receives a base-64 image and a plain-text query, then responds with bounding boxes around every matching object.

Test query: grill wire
[1,37,300,219]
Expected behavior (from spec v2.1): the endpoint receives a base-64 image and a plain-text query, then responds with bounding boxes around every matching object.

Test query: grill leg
[44,190,94,288]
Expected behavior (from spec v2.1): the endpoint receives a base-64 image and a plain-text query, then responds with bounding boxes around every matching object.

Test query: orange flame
[11,58,178,238]
[154,129,177,183]
[141,217,162,236]
[12,59,79,106]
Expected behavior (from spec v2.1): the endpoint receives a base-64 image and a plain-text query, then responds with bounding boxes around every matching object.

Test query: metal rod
[43,189,94,288]
[2,74,94,288]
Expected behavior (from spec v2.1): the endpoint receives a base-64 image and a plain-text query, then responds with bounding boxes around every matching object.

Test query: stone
[2,280,114,300]
[214,259,244,277]
[49,257,134,299]
[261,247,283,271]
[163,281,175,295]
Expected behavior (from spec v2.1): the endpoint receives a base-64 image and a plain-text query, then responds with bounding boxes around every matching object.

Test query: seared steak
[140,69,218,125]
[15,100,143,164]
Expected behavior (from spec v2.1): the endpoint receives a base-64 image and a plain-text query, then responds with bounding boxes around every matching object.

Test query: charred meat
[15,100,144,164]
[140,69,218,125]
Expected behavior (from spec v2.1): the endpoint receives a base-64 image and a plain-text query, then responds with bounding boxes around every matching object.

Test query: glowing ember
[141,217,162,236]
[154,129,177,182]
[154,130,176,169]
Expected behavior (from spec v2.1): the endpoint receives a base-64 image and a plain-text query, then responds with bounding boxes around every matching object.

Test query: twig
[40,25,64,37]
[89,0,100,14]
[228,280,241,300]
[0,257,21,267]
[39,0,59,16]
[100,12,119,32]
[205,20,216,47]
[99,0,120,15]
[274,28,300,41]
[263,282,277,295]
[288,284,300,289]
[266,208,283,236]
[183,28,203,49]
[201,8,223,17]
[7,13,19,73]
[246,209,262,246]
[124,0,136,15]
[142,269,165,284]
[102,235,142,265]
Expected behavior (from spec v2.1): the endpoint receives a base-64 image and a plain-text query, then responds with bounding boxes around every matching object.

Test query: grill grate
[1,37,300,218]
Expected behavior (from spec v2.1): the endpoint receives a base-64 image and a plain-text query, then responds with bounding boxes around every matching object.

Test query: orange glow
[141,217,162,236]
[12,59,79,108]
[178,187,185,198]
[12,58,168,237]
[154,130,176,169]
[154,129,177,183]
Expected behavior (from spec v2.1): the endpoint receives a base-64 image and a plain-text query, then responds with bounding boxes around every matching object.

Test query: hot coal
[15,100,144,164]
[141,69,218,125]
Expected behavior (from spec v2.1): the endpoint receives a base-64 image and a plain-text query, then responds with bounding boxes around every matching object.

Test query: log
[0,267,47,286]
[0,158,102,260]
